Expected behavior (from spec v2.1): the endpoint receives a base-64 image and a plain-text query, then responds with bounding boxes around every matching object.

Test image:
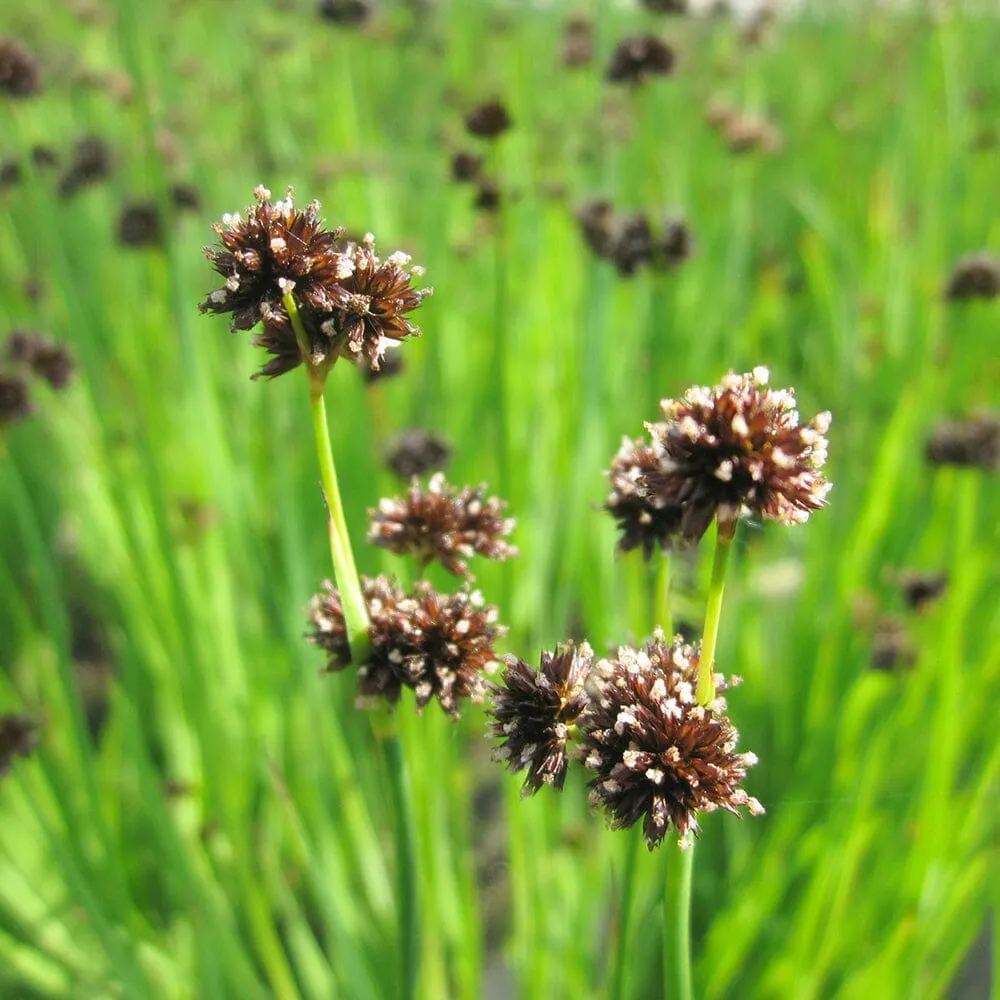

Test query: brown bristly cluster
[0,714,37,778]
[317,0,375,25]
[944,253,1000,301]
[1,330,74,427]
[57,136,114,200]
[580,634,762,849]
[384,428,452,478]
[898,569,947,612]
[0,38,42,98]
[642,0,687,10]
[307,576,506,716]
[870,617,916,672]
[117,199,163,248]
[605,436,683,559]
[368,472,517,578]
[605,35,676,87]
[924,414,999,471]
[576,200,693,278]
[488,642,593,797]
[639,367,831,542]
[450,150,482,184]
[200,186,431,378]
[561,15,594,68]
[465,99,512,139]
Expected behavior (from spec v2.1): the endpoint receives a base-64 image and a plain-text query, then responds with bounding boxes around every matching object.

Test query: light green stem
[283,292,371,663]
[695,521,736,705]
[676,845,695,1000]
[654,553,672,637]
[610,829,641,1000]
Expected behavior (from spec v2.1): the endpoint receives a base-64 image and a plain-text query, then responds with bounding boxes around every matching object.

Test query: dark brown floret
[474,179,501,213]
[31,145,58,169]
[561,15,594,68]
[321,234,432,371]
[488,642,594,796]
[361,349,404,384]
[0,714,37,777]
[944,253,1000,301]
[581,633,761,849]
[117,199,163,248]
[368,472,517,577]
[169,182,201,212]
[924,414,999,471]
[57,136,114,199]
[642,367,832,542]
[606,35,676,86]
[465,100,512,139]
[576,199,616,258]
[0,39,42,98]
[609,212,654,277]
[0,372,33,426]
[870,618,916,672]
[0,159,20,188]
[898,570,947,612]
[450,150,482,183]
[385,428,452,478]
[6,331,74,389]
[605,436,683,559]
[307,576,506,716]
[317,0,375,24]
[654,217,693,269]
[641,0,687,10]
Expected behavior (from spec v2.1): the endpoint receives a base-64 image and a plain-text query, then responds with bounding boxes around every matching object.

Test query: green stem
[284,291,371,663]
[384,733,420,1000]
[695,521,736,705]
[654,553,672,637]
[675,845,695,1000]
[609,829,642,1000]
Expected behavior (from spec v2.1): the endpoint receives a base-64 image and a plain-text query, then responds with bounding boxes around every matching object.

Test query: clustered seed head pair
[200,186,432,378]
[487,631,762,849]
[576,200,692,278]
[0,331,74,428]
[606,367,832,556]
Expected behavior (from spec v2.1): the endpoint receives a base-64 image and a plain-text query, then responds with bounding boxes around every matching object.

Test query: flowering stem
[654,553,672,637]
[284,291,371,664]
[666,844,695,1000]
[609,828,641,1000]
[384,731,421,1000]
[695,521,736,705]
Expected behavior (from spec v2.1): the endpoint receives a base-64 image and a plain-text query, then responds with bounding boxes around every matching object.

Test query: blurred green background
[1,1,998,997]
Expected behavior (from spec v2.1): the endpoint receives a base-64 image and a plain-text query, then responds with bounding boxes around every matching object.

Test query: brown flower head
[924,414,999,471]
[605,436,683,559]
[318,0,375,25]
[368,472,517,577]
[0,373,33,426]
[945,253,1000,301]
[57,136,113,199]
[870,617,916,672]
[307,575,506,716]
[0,39,42,98]
[581,633,762,849]
[117,199,163,248]
[576,199,616,258]
[898,569,947,612]
[465,100,512,139]
[642,0,687,11]
[474,178,502,213]
[450,150,482,183]
[0,714,37,777]
[562,15,594,68]
[6,331,74,389]
[321,234,432,371]
[642,367,832,542]
[385,428,452,478]
[654,217,693,269]
[610,212,655,277]
[487,642,593,796]
[0,160,20,189]
[606,35,676,86]
[169,182,200,212]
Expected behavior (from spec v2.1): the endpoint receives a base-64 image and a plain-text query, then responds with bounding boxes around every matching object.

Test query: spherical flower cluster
[307,575,505,717]
[640,367,831,542]
[367,472,517,577]
[200,186,431,378]
[580,634,762,849]
[487,643,593,797]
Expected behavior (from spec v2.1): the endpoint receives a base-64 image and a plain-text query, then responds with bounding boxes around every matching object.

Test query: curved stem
[695,522,735,705]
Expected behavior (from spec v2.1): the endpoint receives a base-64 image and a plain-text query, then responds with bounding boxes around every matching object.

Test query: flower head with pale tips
[307,575,506,717]
[367,472,517,578]
[642,367,832,542]
[487,642,594,797]
[580,632,762,849]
